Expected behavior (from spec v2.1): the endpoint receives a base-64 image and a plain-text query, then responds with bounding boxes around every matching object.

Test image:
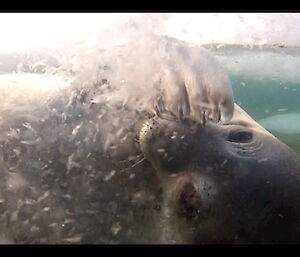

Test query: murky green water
[230,75,300,155]
[206,44,300,156]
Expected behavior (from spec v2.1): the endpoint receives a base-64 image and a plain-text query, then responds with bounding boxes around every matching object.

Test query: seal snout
[139,119,160,138]
[139,117,204,174]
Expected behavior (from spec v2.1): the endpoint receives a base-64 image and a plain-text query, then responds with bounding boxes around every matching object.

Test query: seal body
[1,83,299,243]
[140,105,300,243]
[154,36,234,124]
[0,36,299,243]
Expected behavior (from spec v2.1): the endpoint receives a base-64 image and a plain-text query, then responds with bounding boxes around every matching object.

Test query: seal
[139,104,300,243]
[0,37,299,244]
[97,36,235,125]
[154,36,234,124]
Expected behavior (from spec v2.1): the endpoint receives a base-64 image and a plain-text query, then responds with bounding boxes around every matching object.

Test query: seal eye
[227,130,253,143]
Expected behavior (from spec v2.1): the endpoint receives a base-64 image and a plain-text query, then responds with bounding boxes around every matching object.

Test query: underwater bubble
[104,170,116,182]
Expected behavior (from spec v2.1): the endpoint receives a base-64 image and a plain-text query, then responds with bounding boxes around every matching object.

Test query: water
[231,76,300,155]
[206,44,300,155]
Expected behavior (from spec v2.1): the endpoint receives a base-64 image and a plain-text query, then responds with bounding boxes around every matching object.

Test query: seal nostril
[227,130,253,143]
[178,182,203,219]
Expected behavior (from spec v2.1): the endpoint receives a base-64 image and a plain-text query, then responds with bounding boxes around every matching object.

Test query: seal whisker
[119,156,146,173]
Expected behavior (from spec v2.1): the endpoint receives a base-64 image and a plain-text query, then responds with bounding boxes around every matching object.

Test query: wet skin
[139,105,300,243]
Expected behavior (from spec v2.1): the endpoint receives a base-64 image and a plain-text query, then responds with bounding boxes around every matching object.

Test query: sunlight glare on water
[0,13,299,155]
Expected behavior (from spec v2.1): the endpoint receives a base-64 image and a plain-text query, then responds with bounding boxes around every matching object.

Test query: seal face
[0,37,300,244]
[139,106,300,244]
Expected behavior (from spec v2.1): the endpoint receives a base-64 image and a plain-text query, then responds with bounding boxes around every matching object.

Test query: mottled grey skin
[0,79,162,244]
[155,36,234,124]
[0,37,299,243]
[0,80,300,244]
[140,104,300,243]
